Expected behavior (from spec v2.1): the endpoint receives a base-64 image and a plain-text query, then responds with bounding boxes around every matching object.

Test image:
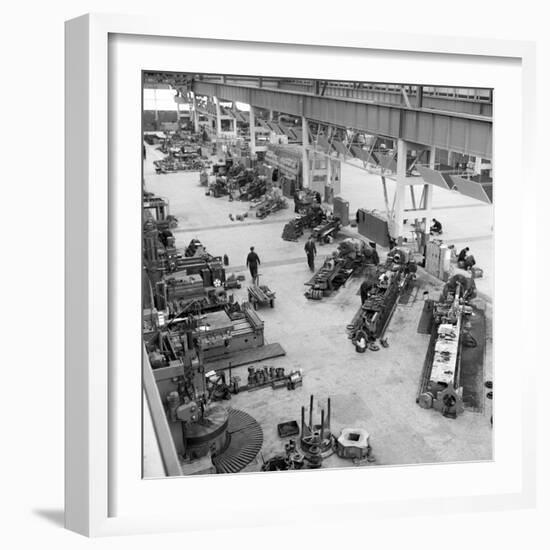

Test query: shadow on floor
[33,509,64,527]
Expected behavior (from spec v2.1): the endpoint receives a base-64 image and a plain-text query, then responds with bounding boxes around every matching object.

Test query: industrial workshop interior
[142,72,494,477]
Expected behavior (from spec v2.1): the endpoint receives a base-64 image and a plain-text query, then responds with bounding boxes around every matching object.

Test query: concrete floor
[143,144,493,475]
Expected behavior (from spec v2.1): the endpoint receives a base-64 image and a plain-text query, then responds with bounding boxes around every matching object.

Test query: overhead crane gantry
[194,76,493,117]
[144,73,493,117]
[190,79,492,160]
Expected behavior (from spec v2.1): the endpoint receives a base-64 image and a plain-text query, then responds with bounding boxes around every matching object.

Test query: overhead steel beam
[193,76,493,116]
[192,81,492,159]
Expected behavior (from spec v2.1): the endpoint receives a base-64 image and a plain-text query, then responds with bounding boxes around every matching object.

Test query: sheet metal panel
[379,152,397,172]
[416,165,454,190]
[332,140,348,156]
[266,121,281,133]
[315,135,333,153]
[449,176,493,204]
[357,209,390,248]
[402,111,492,159]
[292,127,303,141]
[350,145,372,163]
[278,123,296,138]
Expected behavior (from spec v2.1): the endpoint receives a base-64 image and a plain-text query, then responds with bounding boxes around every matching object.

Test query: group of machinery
[153,130,212,173]
[281,203,329,241]
[206,162,268,201]
[142,127,490,479]
[143,191,293,475]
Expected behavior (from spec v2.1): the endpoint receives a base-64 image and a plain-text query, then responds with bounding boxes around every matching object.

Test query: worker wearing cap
[246,246,261,284]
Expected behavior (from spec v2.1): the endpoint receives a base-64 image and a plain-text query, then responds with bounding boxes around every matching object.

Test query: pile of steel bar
[247,285,275,309]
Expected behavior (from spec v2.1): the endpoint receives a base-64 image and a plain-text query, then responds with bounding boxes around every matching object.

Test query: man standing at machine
[430,218,443,235]
[246,246,261,284]
[360,279,372,304]
[304,236,317,272]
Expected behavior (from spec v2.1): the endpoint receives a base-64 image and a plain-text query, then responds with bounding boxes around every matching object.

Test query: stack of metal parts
[243,366,303,392]
[154,155,207,173]
[212,409,264,474]
[247,284,275,309]
[300,395,334,468]
[261,439,305,472]
[247,366,286,390]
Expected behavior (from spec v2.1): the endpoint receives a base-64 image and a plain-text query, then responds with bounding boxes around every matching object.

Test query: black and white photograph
[142,72,494,477]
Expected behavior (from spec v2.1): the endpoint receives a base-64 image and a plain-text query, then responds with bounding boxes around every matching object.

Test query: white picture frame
[65,12,537,537]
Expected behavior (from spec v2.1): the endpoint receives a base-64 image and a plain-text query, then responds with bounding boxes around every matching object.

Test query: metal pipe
[301,406,305,435]
[320,409,325,441]
[327,398,331,431]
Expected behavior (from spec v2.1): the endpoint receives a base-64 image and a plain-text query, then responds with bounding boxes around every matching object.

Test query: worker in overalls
[246,246,261,284]
[304,236,317,272]
[360,280,372,304]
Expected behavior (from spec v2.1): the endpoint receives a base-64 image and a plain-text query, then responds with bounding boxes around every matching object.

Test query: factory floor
[143,144,493,475]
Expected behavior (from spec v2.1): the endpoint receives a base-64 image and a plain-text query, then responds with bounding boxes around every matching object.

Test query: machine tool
[347,248,416,345]
[416,275,475,418]
[304,239,377,301]
[145,317,264,475]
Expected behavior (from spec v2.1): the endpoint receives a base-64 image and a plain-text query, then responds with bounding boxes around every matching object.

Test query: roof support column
[154,105,160,131]
[422,146,435,238]
[326,156,331,202]
[213,96,222,137]
[302,116,310,189]
[249,106,257,158]
[474,156,483,174]
[390,138,407,241]
[191,93,199,133]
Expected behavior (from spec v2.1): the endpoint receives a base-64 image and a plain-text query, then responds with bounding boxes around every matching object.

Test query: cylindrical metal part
[320,409,325,441]
[327,397,331,429]
[301,406,305,434]
[309,395,313,429]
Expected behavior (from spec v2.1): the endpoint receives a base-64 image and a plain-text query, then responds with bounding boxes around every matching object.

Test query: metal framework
[191,80,492,159]
[145,74,492,242]
[145,73,492,116]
